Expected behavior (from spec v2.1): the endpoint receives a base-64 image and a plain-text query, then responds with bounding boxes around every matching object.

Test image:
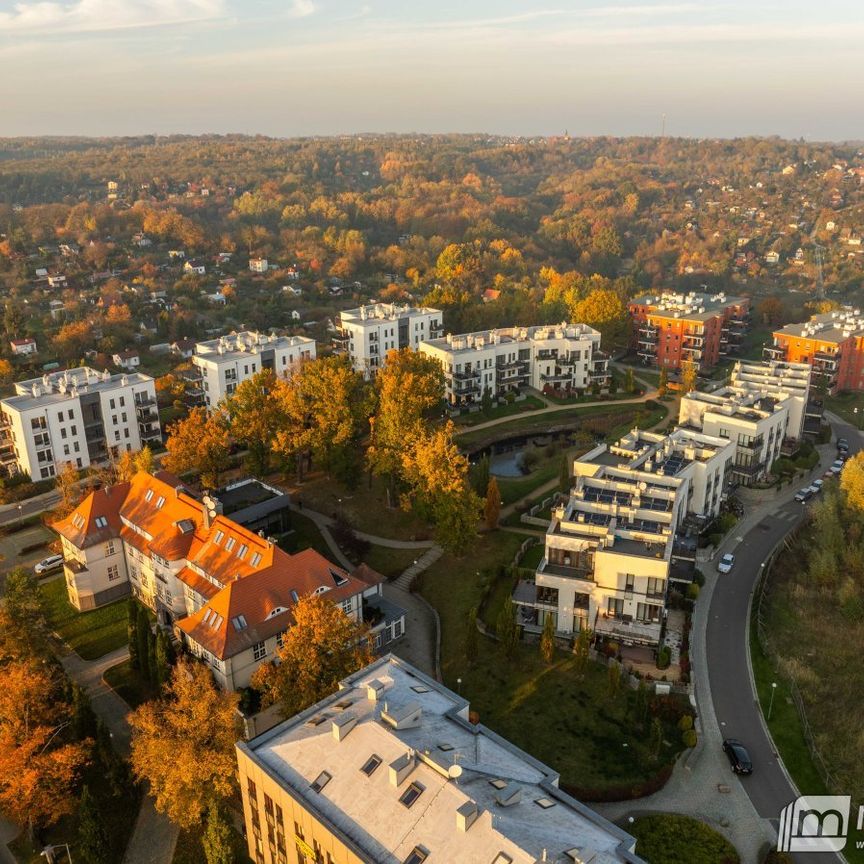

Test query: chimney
[456,802,478,832]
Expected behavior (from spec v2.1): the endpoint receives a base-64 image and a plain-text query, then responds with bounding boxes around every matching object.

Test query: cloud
[0,0,226,34]
[288,0,315,17]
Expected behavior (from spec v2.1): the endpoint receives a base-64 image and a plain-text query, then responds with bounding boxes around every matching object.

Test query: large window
[646,577,665,597]
[606,597,624,617]
[636,603,662,623]
[253,641,266,661]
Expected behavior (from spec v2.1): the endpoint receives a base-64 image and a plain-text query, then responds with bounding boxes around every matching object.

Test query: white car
[34,554,63,574]
[830,460,845,475]
[718,553,735,574]
[811,479,824,491]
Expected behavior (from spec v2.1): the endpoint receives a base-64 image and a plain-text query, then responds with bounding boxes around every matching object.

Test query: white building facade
[193,331,317,408]
[419,323,610,405]
[514,427,734,647]
[0,367,161,480]
[334,303,443,377]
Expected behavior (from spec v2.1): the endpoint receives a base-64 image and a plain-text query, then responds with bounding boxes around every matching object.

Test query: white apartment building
[236,655,645,864]
[193,331,317,408]
[514,427,734,647]
[0,367,161,480]
[678,360,812,486]
[54,471,404,689]
[419,323,610,405]
[334,303,443,377]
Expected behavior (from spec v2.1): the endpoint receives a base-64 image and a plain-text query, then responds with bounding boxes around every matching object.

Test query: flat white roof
[240,656,642,864]
[3,367,154,412]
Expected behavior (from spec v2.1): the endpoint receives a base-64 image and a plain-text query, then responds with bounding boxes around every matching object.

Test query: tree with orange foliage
[162,407,231,487]
[52,320,92,362]
[252,593,374,717]
[0,659,91,836]
[129,660,239,829]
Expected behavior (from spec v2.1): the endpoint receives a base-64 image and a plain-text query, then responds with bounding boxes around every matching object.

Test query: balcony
[64,559,87,575]
[540,372,572,383]
[638,324,658,338]
[763,344,786,360]
[595,614,661,645]
[737,436,764,453]
[813,352,838,371]
[453,369,481,381]
[539,561,594,582]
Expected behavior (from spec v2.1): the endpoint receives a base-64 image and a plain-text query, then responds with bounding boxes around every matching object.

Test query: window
[95,516,108,529]
[310,771,331,793]
[403,847,428,864]
[637,603,662,623]
[250,552,262,567]
[607,597,624,617]
[646,577,665,597]
[360,754,381,776]
[225,537,236,552]
[231,615,248,631]
[237,543,248,559]
[399,782,424,808]
[276,629,286,648]
[71,425,77,435]
[624,573,635,592]
[107,565,120,582]
[155,496,165,509]
[214,530,225,544]
[144,489,154,502]
[534,798,555,810]
[492,855,513,864]
[105,539,115,554]
[253,641,266,661]
[437,743,454,752]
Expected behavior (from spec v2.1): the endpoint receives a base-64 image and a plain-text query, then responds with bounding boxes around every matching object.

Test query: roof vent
[381,701,422,730]
[366,679,386,702]
[494,784,522,807]
[331,714,357,742]
[456,801,478,832]
[564,849,598,864]
[388,751,415,787]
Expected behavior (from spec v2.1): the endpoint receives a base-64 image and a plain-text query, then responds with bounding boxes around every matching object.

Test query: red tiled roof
[52,483,129,549]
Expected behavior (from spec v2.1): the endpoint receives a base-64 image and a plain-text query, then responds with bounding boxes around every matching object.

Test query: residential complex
[765,307,864,392]
[236,655,644,864]
[514,427,734,648]
[419,323,610,406]
[193,331,317,408]
[679,359,814,485]
[334,303,443,377]
[629,291,750,370]
[0,367,161,480]
[53,471,405,690]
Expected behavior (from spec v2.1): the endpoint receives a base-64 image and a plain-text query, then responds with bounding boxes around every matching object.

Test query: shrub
[656,645,671,669]
[686,583,701,601]
[678,714,693,731]
[682,728,698,748]
[693,568,705,587]
[763,851,793,864]
[628,814,739,864]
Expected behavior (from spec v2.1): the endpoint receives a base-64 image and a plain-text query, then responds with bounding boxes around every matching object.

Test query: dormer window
[231,615,247,631]
[250,552,262,567]
[155,496,165,509]
[399,782,424,809]
[72,514,85,529]
[144,489,154,502]
[310,771,331,793]
[236,543,248,559]
[214,530,224,544]
[225,537,236,552]
[94,516,108,529]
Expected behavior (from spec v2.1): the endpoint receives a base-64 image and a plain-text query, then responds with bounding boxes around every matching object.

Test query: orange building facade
[765,309,864,393]
[629,292,750,371]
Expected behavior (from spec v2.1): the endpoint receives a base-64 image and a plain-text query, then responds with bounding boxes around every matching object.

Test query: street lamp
[767,681,778,721]
[456,677,462,695]
[17,503,22,524]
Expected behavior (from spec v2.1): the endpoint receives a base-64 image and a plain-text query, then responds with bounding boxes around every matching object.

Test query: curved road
[707,417,858,864]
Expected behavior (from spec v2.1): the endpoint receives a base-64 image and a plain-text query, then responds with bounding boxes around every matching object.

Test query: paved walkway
[593,438,837,861]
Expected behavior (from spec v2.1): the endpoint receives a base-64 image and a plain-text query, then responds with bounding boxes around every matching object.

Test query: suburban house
[10,338,37,356]
[192,331,317,408]
[334,303,443,378]
[513,427,734,648]
[629,291,750,371]
[184,259,206,275]
[170,338,196,359]
[53,471,406,691]
[419,323,610,405]
[112,349,141,371]
[249,257,269,273]
[236,655,645,864]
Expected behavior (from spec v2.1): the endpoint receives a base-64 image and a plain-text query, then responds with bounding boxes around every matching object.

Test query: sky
[1,0,863,140]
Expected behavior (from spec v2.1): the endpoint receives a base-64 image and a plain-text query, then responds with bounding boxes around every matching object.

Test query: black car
[838,438,849,453]
[722,738,753,774]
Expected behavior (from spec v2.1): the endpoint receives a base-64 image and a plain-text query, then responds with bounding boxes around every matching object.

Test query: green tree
[136,605,151,684]
[573,627,592,676]
[202,802,238,864]
[649,716,663,761]
[625,367,635,393]
[481,387,493,417]
[496,602,518,660]
[77,785,109,864]
[70,683,98,742]
[469,454,490,497]
[540,613,555,664]
[607,661,622,698]
[155,629,177,688]
[484,476,501,530]
[127,599,140,671]
[658,366,668,397]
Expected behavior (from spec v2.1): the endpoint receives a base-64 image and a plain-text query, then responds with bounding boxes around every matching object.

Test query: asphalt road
[707,418,859,864]
[0,491,60,527]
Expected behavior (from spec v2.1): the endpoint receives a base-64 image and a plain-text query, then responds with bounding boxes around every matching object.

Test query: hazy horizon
[2,0,863,141]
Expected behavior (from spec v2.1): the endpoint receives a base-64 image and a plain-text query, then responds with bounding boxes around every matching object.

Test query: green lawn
[496,457,561,506]
[825,391,864,428]
[39,578,129,660]
[360,544,422,580]
[103,658,160,708]
[452,395,546,426]
[518,542,544,570]
[627,814,740,864]
[281,511,337,559]
[417,530,687,795]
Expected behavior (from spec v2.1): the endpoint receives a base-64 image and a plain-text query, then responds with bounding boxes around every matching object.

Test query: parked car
[34,554,63,574]
[794,488,812,503]
[717,553,735,574]
[807,484,821,496]
[830,460,845,475]
[811,478,824,491]
[722,738,753,774]
[837,438,849,453]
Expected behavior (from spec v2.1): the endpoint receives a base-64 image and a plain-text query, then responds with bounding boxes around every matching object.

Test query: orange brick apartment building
[629,291,750,371]
[765,307,864,393]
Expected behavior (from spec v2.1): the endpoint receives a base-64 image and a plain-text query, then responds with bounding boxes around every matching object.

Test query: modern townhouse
[236,655,645,864]
[334,303,443,377]
[629,291,750,370]
[192,331,317,408]
[765,307,864,393]
[678,360,813,486]
[513,427,734,647]
[418,323,610,406]
[0,367,161,480]
[53,471,405,691]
